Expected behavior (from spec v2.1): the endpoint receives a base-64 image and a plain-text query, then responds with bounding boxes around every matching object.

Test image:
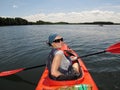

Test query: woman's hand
[70,56,78,61]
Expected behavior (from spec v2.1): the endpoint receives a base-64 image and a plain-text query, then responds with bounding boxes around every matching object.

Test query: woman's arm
[51,54,63,77]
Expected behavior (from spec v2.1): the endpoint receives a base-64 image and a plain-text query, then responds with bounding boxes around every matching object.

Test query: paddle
[0,42,120,77]
[0,64,46,77]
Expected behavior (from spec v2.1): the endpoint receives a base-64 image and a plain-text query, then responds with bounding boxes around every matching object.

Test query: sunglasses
[53,38,63,43]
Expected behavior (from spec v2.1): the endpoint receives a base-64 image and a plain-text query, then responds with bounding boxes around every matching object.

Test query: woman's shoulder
[55,50,64,55]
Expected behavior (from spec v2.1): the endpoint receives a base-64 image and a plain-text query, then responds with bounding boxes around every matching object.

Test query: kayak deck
[36,58,98,90]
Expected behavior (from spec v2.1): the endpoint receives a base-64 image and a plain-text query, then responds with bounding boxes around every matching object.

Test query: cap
[48,33,58,44]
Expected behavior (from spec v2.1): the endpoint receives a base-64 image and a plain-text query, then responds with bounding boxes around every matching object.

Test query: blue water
[0,25,120,90]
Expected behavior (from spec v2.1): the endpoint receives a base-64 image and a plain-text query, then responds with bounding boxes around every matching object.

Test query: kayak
[36,44,98,90]
[36,59,98,90]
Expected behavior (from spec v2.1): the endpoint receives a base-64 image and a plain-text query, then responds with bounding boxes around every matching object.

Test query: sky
[0,0,120,23]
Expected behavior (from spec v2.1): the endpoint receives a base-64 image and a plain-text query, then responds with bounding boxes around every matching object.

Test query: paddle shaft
[65,49,106,58]
[22,50,107,70]
[24,64,46,71]
[80,50,106,58]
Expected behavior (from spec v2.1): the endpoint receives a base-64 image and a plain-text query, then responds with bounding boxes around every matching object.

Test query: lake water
[0,25,120,90]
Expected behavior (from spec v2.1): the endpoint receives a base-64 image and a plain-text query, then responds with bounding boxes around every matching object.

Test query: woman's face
[51,36,64,48]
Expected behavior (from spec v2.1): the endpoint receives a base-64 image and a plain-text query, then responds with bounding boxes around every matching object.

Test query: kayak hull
[36,44,98,90]
[36,58,98,90]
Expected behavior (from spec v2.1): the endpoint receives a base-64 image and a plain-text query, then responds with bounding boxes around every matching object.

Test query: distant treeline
[81,21,116,25]
[0,17,119,26]
[0,17,69,26]
[0,17,29,26]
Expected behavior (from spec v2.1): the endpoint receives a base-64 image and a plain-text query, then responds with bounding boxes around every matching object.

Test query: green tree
[15,17,28,25]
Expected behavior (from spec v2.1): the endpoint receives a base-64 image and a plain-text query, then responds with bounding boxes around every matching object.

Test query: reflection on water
[1,75,37,86]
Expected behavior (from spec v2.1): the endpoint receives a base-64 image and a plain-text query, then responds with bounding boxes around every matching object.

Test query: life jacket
[47,44,76,75]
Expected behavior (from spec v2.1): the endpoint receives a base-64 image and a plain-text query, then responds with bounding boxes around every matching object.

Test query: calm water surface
[0,25,120,90]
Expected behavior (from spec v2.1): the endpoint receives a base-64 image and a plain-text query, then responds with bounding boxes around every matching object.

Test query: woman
[47,33,81,81]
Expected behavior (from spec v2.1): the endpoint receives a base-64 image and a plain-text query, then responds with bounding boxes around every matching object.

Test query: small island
[0,17,120,26]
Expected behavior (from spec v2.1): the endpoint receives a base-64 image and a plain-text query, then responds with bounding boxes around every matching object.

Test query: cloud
[12,5,18,8]
[23,10,120,23]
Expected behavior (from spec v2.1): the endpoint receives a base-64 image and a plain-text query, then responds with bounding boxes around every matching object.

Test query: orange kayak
[36,44,98,90]
[36,59,98,90]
